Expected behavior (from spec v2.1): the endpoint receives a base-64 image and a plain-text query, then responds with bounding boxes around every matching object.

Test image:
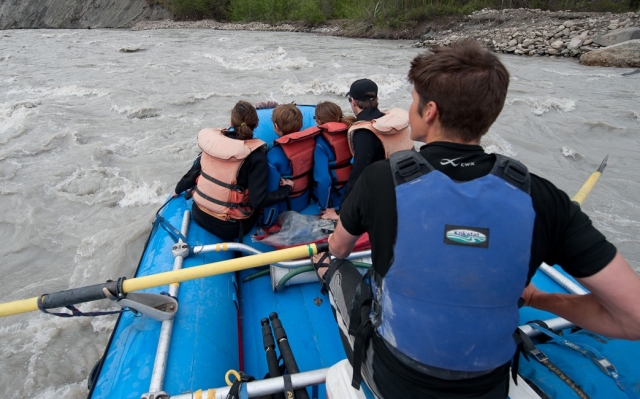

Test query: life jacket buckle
[396,157,420,177]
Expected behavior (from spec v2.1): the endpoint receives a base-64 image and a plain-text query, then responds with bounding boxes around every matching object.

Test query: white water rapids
[0,28,638,398]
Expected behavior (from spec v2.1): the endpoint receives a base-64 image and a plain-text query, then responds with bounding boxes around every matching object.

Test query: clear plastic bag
[253,211,335,247]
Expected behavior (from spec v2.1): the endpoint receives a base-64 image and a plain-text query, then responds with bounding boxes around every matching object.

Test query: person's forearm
[529,290,640,340]
[328,222,359,259]
[529,291,628,338]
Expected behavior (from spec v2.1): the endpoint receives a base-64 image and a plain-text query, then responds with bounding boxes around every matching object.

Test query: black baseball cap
[347,79,378,102]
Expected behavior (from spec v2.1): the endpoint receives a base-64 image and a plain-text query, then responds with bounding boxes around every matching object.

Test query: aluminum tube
[170,368,329,399]
[539,263,588,295]
[193,242,371,268]
[519,317,575,337]
[148,211,191,393]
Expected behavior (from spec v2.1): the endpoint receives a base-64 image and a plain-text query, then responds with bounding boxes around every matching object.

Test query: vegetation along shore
[134,1,640,67]
[2,0,639,66]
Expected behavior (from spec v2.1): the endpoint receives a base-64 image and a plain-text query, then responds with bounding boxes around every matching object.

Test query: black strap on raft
[527,322,635,397]
[226,371,255,399]
[36,296,125,318]
[154,214,188,243]
[513,328,590,399]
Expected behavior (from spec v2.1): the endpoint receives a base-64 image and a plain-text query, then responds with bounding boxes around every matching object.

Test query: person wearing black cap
[342,78,385,201]
[320,79,413,221]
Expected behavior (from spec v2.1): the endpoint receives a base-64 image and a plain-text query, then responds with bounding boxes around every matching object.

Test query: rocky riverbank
[415,8,640,65]
[132,8,640,67]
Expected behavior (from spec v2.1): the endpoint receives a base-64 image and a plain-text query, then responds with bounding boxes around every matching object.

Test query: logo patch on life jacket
[444,225,489,248]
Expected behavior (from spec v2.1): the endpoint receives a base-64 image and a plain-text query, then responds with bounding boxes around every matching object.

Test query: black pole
[39,280,121,309]
[269,312,310,399]
[261,318,286,399]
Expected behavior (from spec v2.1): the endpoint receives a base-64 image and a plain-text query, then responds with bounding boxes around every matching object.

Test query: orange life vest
[273,126,321,197]
[318,121,352,186]
[193,128,265,221]
[347,108,414,158]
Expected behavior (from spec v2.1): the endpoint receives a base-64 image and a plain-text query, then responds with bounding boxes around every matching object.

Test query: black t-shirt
[343,107,386,202]
[339,141,617,399]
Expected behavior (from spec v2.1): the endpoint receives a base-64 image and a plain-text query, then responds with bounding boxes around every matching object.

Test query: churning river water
[0,28,638,398]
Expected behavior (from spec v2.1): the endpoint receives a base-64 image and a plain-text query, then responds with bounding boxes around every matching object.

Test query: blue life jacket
[254,105,317,227]
[374,150,535,373]
[261,127,320,227]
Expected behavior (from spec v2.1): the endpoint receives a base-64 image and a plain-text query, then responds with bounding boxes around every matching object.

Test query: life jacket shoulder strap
[274,126,320,144]
[389,150,433,186]
[319,122,352,168]
[491,154,531,194]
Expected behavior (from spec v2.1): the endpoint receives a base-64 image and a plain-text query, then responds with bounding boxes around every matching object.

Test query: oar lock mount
[172,242,189,258]
[102,278,178,322]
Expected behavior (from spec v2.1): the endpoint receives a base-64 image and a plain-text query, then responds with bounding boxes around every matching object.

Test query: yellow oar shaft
[0,297,41,317]
[572,171,602,205]
[571,155,608,206]
[0,243,321,318]
[123,244,315,292]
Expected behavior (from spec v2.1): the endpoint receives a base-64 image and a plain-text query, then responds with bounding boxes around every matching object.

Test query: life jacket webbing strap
[37,296,125,318]
[348,269,374,389]
[200,170,244,192]
[514,329,590,399]
[528,323,637,398]
[195,187,252,217]
[389,150,432,187]
[351,319,373,389]
[493,155,531,194]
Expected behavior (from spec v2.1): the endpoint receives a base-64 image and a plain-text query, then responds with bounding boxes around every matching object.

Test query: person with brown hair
[262,104,319,227]
[341,79,414,205]
[315,40,640,398]
[312,101,356,211]
[173,100,293,241]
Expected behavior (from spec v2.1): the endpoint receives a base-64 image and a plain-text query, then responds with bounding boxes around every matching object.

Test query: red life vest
[318,121,352,186]
[273,126,321,197]
[193,128,265,221]
[347,108,414,158]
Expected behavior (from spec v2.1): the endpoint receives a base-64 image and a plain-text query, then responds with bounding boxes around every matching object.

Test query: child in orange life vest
[262,104,320,227]
[312,102,356,214]
[172,100,294,241]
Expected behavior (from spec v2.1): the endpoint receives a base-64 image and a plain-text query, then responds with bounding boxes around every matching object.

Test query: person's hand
[171,191,179,198]
[321,208,339,221]
[280,178,294,187]
[521,283,540,307]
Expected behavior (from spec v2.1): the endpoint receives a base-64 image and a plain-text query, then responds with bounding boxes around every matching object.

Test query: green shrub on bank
[155,0,639,24]
[229,0,326,24]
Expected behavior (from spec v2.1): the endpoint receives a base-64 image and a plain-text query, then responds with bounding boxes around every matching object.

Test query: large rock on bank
[580,39,640,67]
[0,0,171,29]
[594,27,640,46]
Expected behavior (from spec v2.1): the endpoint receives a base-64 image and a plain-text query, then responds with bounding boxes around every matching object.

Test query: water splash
[507,96,576,116]
[110,104,160,119]
[561,146,581,158]
[481,132,517,157]
[203,46,313,71]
